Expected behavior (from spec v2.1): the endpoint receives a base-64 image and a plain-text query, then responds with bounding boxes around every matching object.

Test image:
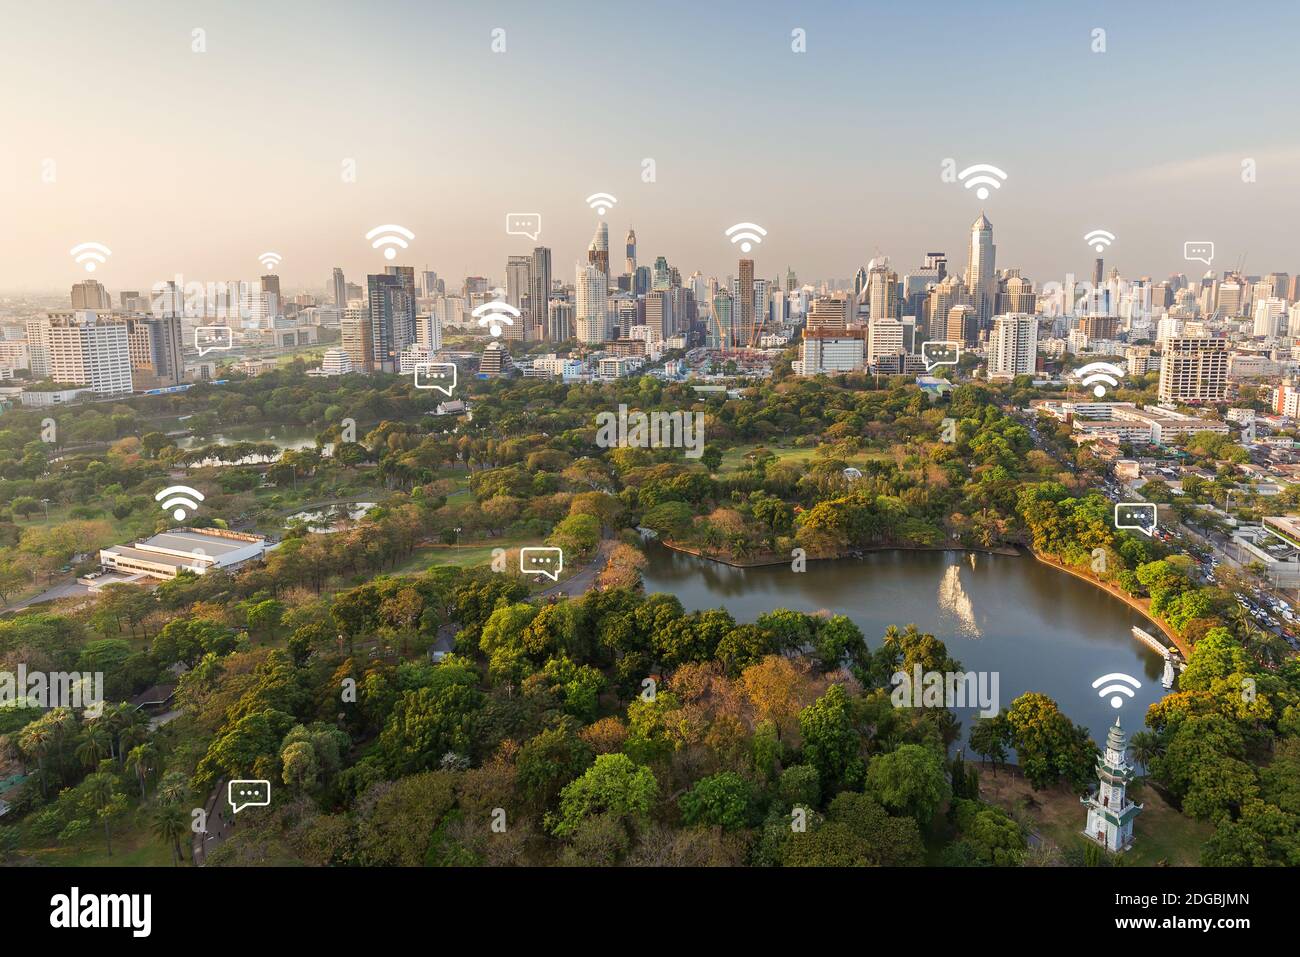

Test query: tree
[83,770,126,857]
[799,685,864,793]
[379,684,483,775]
[679,771,753,830]
[783,792,924,866]
[865,744,951,825]
[548,753,658,838]
[968,713,1010,773]
[1004,693,1098,792]
[152,801,189,866]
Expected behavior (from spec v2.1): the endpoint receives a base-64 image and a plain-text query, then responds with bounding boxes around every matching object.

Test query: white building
[575,263,609,344]
[867,317,904,368]
[319,348,353,376]
[797,330,864,375]
[100,528,270,581]
[1081,718,1142,853]
[47,311,133,395]
[987,313,1038,379]
[1253,297,1286,338]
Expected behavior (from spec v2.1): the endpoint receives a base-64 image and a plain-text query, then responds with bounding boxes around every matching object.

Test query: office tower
[118,290,139,311]
[999,273,1035,314]
[903,253,945,329]
[25,317,52,377]
[575,262,609,344]
[928,274,971,338]
[127,315,184,387]
[1290,276,1300,302]
[798,328,865,375]
[529,247,552,340]
[421,269,440,297]
[367,273,415,371]
[753,277,770,334]
[964,213,996,324]
[786,267,798,292]
[771,288,787,325]
[261,274,281,301]
[867,316,904,368]
[852,266,870,303]
[341,308,373,372]
[735,259,756,347]
[625,228,636,276]
[1216,279,1245,317]
[71,280,111,310]
[332,268,347,308]
[608,292,637,339]
[643,290,671,342]
[633,265,651,296]
[987,314,1038,379]
[504,255,531,342]
[945,304,978,348]
[464,276,491,299]
[415,312,442,352]
[1158,337,1229,403]
[652,256,671,291]
[865,258,898,320]
[548,299,574,342]
[587,222,609,276]
[806,296,848,333]
[47,312,133,395]
[1254,297,1286,337]
[1092,257,1104,287]
[710,288,733,348]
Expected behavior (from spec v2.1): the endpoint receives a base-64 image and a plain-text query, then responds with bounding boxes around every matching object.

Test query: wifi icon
[258,251,282,271]
[585,192,617,215]
[725,222,767,254]
[1076,361,1125,398]
[473,299,520,337]
[366,224,415,261]
[1084,229,1115,253]
[70,242,112,273]
[957,163,1008,200]
[155,485,205,522]
[1092,672,1141,709]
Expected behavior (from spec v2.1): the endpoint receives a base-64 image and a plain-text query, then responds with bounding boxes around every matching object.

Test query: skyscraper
[70,280,111,310]
[624,228,636,276]
[737,259,755,347]
[587,222,609,276]
[332,268,347,308]
[965,213,996,324]
[1158,337,1229,403]
[47,312,133,395]
[575,262,608,344]
[504,255,531,342]
[367,273,415,372]
[987,314,1038,379]
[652,256,671,291]
[529,247,552,340]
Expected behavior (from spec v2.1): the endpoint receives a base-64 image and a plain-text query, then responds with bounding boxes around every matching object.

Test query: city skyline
[4,1,1300,290]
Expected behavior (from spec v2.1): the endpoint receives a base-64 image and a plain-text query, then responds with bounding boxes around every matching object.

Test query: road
[536,539,613,601]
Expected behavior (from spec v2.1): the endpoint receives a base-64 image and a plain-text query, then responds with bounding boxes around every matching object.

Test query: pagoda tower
[1081,716,1143,852]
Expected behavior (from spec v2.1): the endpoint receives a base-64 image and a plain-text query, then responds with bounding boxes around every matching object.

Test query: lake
[641,545,1168,747]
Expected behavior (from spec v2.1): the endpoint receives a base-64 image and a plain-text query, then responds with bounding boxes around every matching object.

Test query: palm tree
[157,770,190,806]
[84,771,118,857]
[118,720,150,758]
[124,743,158,798]
[1128,730,1163,774]
[152,802,189,866]
[75,723,110,770]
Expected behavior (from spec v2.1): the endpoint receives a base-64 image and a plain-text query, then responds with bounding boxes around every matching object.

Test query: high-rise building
[964,213,996,324]
[652,256,671,291]
[928,274,972,340]
[709,288,733,349]
[341,308,373,373]
[798,328,865,375]
[71,280,112,311]
[126,315,185,387]
[999,272,1036,315]
[367,273,415,371]
[737,259,756,347]
[421,269,441,297]
[47,312,133,395]
[945,304,979,348]
[867,316,904,368]
[260,274,281,301]
[987,314,1038,379]
[575,263,609,344]
[1216,279,1245,317]
[478,341,512,377]
[529,247,552,340]
[1254,297,1286,337]
[1158,337,1229,403]
[587,222,610,276]
[644,290,671,342]
[415,312,442,352]
[865,258,899,320]
[548,299,574,342]
[504,255,531,342]
[624,228,636,276]
[806,296,848,333]
[25,317,52,378]
[332,268,347,308]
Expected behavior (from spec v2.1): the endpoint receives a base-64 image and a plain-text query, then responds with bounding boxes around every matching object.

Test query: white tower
[1081,716,1143,852]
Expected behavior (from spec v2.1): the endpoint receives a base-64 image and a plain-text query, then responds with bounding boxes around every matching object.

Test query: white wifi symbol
[155,484,205,522]
[1092,672,1141,709]
[1084,229,1115,253]
[473,299,520,337]
[70,242,112,273]
[258,251,282,271]
[725,222,767,253]
[366,224,415,261]
[1077,361,1125,398]
[585,192,617,215]
[957,163,1008,200]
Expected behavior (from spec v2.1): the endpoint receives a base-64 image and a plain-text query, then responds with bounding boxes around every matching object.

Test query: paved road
[536,540,613,600]
[6,579,89,611]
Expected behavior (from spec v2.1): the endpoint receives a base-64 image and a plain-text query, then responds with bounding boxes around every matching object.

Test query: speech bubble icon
[194,325,234,356]
[414,362,457,396]
[520,546,563,582]
[506,213,542,242]
[921,340,961,372]
[1114,502,1157,537]
[228,779,271,814]
[1183,241,1214,267]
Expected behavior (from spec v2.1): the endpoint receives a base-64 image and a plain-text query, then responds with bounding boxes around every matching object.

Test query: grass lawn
[716,443,891,475]
[977,765,1212,866]
[391,537,529,574]
[18,812,176,867]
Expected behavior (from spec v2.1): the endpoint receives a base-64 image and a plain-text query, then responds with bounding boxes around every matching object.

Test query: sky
[3,0,1300,295]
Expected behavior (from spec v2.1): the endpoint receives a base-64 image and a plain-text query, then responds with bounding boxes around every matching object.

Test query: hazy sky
[3,0,1299,295]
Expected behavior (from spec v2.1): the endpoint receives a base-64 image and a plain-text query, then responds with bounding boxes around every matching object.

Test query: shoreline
[656,538,1189,659]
